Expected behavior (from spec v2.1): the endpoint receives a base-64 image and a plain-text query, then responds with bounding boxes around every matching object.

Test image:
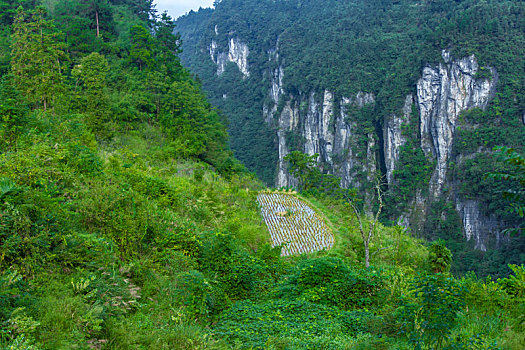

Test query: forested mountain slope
[176,0,525,276]
[0,0,243,347]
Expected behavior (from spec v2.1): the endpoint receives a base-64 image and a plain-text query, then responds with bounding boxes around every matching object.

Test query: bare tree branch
[346,176,385,268]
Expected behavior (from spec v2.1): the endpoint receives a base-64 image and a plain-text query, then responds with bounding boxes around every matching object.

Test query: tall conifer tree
[10,6,68,111]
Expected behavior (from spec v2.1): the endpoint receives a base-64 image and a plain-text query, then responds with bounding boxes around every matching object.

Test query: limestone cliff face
[455,199,503,251]
[417,50,496,197]
[276,101,299,188]
[209,38,250,78]
[386,51,497,249]
[415,51,498,250]
[274,90,375,189]
[271,49,499,250]
[208,36,501,250]
[265,44,377,189]
[383,94,413,185]
[266,40,376,189]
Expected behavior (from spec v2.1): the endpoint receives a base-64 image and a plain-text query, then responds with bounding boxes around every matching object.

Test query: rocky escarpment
[209,37,250,78]
[264,43,379,188]
[383,51,496,198]
[385,50,498,250]
[455,199,502,251]
[263,45,284,123]
[383,94,414,185]
[270,49,499,250]
[274,90,376,190]
[417,50,496,197]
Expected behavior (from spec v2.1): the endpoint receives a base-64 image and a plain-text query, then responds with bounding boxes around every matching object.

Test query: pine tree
[80,0,115,39]
[154,12,180,56]
[10,6,68,111]
[129,24,154,70]
[0,75,26,151]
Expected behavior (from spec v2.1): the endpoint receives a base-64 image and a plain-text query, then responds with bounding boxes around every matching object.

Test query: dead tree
[346,177,384,268]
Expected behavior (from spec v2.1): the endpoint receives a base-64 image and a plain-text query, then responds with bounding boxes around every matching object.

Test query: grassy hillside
[1,108,523,348]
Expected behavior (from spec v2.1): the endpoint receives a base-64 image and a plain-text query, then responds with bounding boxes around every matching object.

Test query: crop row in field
[257,192,334,256]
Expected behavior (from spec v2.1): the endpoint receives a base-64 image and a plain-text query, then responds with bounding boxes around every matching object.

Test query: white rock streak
[257,193,334,256]
[384,94,413,185]
[417,50,495,196]
[275,91,375,188]
[209,38,250,78]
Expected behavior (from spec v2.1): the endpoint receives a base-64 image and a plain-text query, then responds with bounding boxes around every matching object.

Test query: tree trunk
[364,241,370,268]
[95,10,100,37]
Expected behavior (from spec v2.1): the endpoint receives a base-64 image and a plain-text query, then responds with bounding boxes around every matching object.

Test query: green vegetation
[428,240,453,274]
[487,147,525,234]
[177,0,524,181]
[0,0,523,349]
[387,105,433,217]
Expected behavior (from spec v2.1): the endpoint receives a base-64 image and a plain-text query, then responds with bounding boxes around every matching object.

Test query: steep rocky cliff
[274,90,376,190]
[190,33,510,251]
[384,94,414,186]
[209,37,250,78]
[412,51,498,250]
[259,48,500,250]
[417,50,496,197]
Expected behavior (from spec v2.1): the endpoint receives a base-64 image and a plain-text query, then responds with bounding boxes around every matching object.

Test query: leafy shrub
[498,264,525,333]
[443,334,501,350]
[154,219,201,259]
[460,272,510,315]
[124,171,180,207]
[198,232,266,301]
[279,256,385,310]
[66,144,102,175]
[498,264,525,299]
[0,75,27,151]
[193,166,205,182]
[3,334,40,350]
[428,240,452,273]
[76,179,159,258]
[7,308,41,344]
[398,273,466,349]
[56,232,116,269]
[0,179,67,274]
[339,310,382,335]
[71,268,142,318]
[0,269,33,331]
[178,270,214,319]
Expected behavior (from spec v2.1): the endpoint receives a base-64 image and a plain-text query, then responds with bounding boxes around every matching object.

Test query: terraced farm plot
[257,192,334,256]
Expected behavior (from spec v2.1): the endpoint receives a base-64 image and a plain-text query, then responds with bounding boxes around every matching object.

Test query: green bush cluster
[214,299,380,349]
[279,257,385,310]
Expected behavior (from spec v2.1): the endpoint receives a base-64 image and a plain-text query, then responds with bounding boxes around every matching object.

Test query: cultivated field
[257,191,334,256]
